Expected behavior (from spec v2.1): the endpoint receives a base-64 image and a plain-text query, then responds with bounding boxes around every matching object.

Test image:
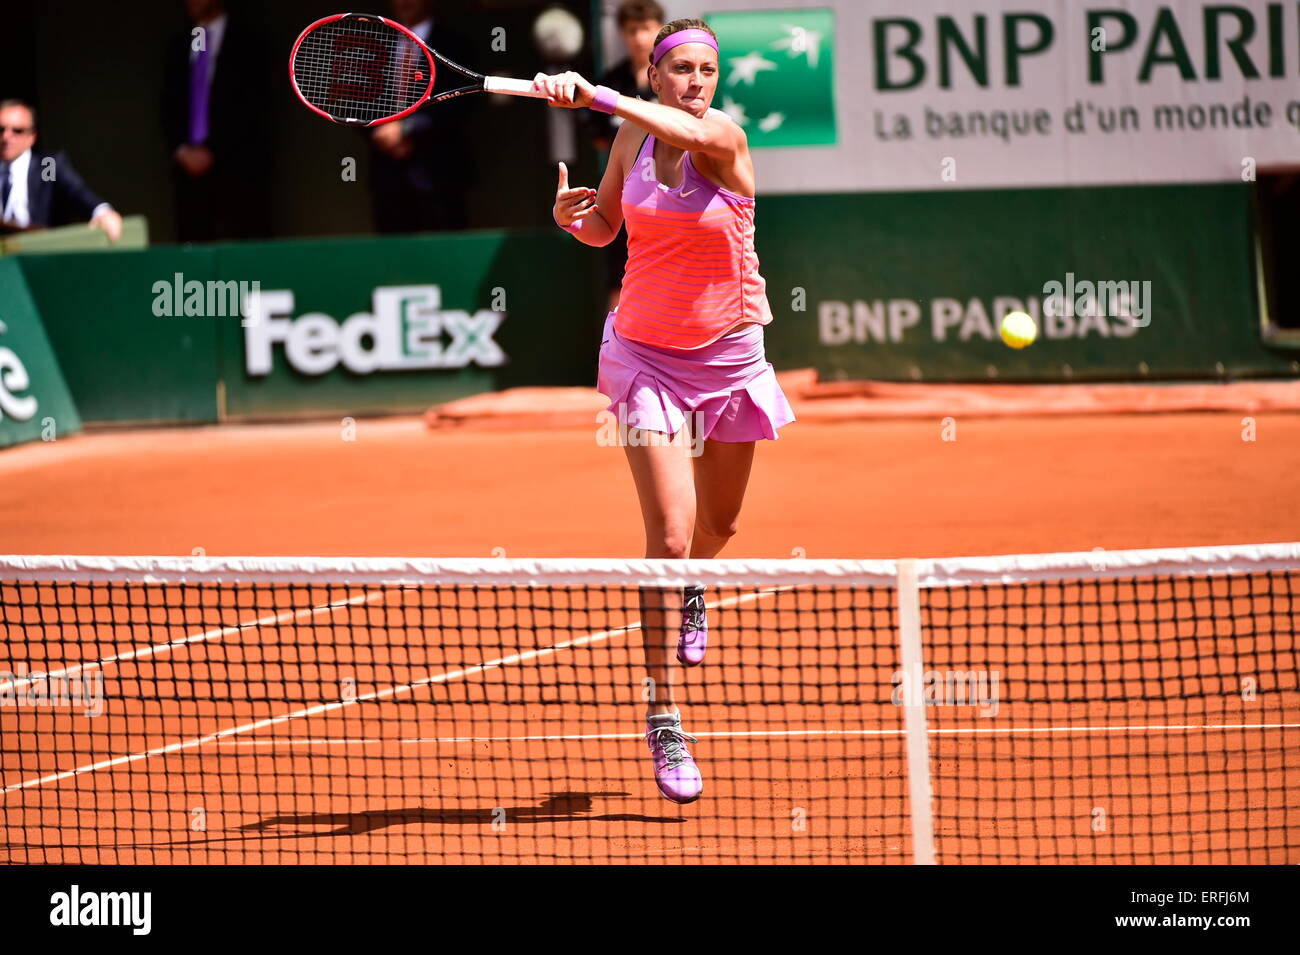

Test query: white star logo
[769,25,823,69]
[758,112,785,133]
[721,96,750,126]
[726,50,778,86]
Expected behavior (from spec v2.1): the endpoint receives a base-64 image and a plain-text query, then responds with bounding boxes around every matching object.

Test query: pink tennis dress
[596,113,795,442]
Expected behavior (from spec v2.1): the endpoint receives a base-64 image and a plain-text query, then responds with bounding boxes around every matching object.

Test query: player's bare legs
[624,427,756,691]
[675,437,754,665]
[622,425,756,802]
[690,439,754,558]
[623,430,696,716]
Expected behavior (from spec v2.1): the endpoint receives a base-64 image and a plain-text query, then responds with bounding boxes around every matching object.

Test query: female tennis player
[535,18,795,805]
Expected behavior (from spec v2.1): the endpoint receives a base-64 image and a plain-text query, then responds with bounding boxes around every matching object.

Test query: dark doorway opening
[1255,169,1300,343]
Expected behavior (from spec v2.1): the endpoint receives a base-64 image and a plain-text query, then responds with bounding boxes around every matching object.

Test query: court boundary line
[203,721,1300,746]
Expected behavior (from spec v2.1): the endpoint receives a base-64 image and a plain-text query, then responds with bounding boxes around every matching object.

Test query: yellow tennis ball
[1000,310,1037,349]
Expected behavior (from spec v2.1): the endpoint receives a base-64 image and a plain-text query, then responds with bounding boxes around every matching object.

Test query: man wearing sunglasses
[0,99,122,242]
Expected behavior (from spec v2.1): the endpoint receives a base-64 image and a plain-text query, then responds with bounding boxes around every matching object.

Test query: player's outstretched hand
[553,162,598,227]
[533,71,596,109]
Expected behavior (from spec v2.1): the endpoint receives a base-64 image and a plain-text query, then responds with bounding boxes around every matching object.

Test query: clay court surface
[2,411,1298,558]
[2,411,1298,863]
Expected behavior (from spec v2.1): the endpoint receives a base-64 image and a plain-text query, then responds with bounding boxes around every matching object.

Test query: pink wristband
[590,85,619,114]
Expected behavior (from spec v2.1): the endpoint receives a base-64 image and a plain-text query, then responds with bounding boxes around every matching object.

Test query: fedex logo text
[243,285,505,376]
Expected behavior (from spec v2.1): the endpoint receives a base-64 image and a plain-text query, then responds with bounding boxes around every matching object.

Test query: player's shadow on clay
[238,791,681,838]
[3,793,684,856]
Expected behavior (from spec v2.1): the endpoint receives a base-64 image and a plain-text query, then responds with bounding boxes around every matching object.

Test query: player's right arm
[552,120,635,247]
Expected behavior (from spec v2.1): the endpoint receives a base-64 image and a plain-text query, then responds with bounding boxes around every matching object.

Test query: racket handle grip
[484,75,550,98]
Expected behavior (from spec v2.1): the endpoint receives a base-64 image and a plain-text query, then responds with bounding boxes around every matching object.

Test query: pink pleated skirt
[596,311,796,442]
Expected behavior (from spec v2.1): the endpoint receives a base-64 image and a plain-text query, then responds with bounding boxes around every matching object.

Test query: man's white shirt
[1,148,31,227]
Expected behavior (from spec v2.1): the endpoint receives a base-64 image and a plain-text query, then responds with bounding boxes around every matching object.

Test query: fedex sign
[243,285,505,376]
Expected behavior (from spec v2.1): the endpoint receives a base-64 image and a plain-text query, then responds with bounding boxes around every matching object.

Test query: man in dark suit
[368,0,475,233]
[161,0,271,242]
[0,99,122,240]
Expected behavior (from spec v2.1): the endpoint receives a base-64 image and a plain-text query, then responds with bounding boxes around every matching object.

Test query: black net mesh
[1,559,1295,864]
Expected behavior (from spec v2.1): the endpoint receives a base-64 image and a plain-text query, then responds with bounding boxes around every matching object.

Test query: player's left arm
[532,71,744,161]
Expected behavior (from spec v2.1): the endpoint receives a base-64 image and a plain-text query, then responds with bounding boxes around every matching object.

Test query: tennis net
[1,544,1297,864]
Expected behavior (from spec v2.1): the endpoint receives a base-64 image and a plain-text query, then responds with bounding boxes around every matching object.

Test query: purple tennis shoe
[645,712,702,804]
[677,585,708,666]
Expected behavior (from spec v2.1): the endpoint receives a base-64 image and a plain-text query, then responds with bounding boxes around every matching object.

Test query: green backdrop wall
[757,183,1297,382]
[12,182,1297,431]
[17,230,604,425]
[0,259,81,448]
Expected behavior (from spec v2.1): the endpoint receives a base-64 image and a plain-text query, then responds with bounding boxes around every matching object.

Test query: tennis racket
[289,13,549,126]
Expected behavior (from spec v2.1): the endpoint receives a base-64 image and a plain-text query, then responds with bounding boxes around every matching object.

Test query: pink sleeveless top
[616,115,774,350]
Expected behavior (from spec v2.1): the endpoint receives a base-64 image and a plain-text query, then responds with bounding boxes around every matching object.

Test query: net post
[897,558,937,865]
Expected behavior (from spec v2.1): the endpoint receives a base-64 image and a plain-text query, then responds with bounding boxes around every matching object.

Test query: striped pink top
[616,116,774,350]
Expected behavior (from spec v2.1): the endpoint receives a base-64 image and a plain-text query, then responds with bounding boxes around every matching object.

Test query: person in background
[162,0,271,242]
[585,0,664,311]
[368,0,475,233]
[0,99,122,241]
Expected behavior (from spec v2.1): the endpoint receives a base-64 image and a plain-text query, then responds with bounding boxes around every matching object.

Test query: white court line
[0,590,388,696]
[208,722,1300,746]
[2,586,781,795]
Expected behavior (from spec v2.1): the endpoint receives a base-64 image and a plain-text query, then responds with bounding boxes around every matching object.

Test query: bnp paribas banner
[702,0,1300,191]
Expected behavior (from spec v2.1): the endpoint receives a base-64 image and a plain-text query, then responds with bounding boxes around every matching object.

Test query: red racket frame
[288,13,437,127]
